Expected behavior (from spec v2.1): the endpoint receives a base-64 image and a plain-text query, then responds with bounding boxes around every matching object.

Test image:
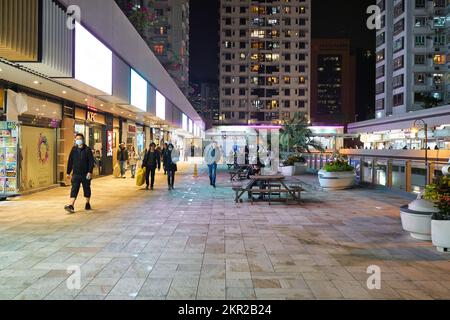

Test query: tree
[280,112,324,154]
[121,1,159,42]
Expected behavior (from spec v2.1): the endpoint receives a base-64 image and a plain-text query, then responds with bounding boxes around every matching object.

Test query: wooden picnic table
[233,175,303,205]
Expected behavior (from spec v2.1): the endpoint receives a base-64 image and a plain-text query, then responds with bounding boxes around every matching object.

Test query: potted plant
[280,112,324,155]
[280,156,296,176]
[400,184,439,241]
[280,154,307,176]
[318,155,355,190]
[429,175,450,252]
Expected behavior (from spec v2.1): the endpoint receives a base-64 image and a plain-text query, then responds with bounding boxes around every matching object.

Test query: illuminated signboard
[75,22,112,95]
[130,69,148,112]
[156,91,166,120]
[194,124,198,137]
[188,119,193,133]
[182,114,188,131]
[106,131,113,157]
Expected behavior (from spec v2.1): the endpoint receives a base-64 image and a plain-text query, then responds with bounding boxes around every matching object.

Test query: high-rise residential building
[310,39,356,126]
[189,82,220,129]
[374,0,449,119]
[219,0,311,125]
[348,0,450,150]
[116,0,190,95]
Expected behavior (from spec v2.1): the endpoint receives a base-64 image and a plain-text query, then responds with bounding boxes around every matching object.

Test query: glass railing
[303,150,450,194]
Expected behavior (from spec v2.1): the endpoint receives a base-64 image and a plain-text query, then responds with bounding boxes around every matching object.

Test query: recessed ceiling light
[33,80,40,85]
[62,91,67,94]
[0,68,3,72]
[84,98,88,102]
[100,104,104,107]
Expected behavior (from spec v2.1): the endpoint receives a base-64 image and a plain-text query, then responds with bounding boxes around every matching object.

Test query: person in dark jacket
[142,142,161,190]
[117,143,129,178]
[163,143,178,190]
[65,133,95,214]
[161,143,168,175]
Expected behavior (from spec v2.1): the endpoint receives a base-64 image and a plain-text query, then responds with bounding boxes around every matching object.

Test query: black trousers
[71,174,91,199]
[145,166,157,187]
[167,170,175,187]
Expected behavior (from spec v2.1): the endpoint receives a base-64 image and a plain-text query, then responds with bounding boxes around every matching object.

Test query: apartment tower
[375,0,450,119]
[219,0,311,125]
[116,0,190,95]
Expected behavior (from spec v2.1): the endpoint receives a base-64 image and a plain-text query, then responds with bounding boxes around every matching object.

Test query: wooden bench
[249,188,303,205]
[229,165,250,181]
[233,181,305,205]
[232,180,254,203]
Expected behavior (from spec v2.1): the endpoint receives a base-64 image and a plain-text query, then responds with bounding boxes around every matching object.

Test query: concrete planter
[318,170,355,190]
[294,162,308,175]
[400,198,438,241]
[280,166,295,176]
[432,220,450,253]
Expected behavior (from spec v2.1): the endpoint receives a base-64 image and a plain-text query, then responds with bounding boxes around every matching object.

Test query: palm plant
[280,112,324,154]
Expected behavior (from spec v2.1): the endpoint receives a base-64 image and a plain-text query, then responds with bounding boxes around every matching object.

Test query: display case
[0,122,19,198]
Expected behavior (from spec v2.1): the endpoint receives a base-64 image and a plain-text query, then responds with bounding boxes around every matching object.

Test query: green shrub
[323,159,354,172]
[423,175,450,220]
[283,154,306,166]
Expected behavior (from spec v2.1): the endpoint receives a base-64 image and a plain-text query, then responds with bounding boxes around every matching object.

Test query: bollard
[193,164,198,178]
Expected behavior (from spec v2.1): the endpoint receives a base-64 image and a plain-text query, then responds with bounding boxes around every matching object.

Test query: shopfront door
[20,126,56,192]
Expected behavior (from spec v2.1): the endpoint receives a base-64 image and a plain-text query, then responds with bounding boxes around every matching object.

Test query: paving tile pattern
[0,164,449,300]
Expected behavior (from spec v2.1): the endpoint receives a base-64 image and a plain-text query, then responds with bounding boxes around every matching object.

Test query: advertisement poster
[20,126,55,192]
[0,121,19,196]
[107,130,113,157]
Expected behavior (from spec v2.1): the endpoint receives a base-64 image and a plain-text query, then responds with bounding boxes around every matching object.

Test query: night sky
[189,0,375,83]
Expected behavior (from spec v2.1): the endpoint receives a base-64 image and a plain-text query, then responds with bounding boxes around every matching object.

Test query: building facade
[116,0,190,95]
[375,0,450,119]
[189,82,220,129]
[310,39,356,126]
[347,0,450,151]
[219,0,311,125]
[0,0,203,197]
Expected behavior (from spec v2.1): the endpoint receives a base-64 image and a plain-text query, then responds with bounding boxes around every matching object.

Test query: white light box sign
[156,90,166,120]
[75,22,112,95]
[130,69,148,111]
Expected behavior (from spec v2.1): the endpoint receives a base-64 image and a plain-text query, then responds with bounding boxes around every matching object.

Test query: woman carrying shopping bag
[128,146,139,179]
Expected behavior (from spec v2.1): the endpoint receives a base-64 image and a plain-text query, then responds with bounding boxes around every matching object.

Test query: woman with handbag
[163,143,179,190]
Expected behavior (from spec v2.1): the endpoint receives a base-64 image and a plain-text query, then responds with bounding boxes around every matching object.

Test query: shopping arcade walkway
[0,164,449,300]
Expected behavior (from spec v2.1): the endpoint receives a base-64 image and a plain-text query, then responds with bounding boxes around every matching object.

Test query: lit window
[434,54,446,65]
[153,45,164,55]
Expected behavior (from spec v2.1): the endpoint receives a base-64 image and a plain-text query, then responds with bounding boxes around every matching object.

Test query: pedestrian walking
[65,133,95,214]
[161,143,168,175]
[95,150,103,175]
[206,142,220,188]
[142,142,161,190]
[117,143,129,178]
[163,143,179,190]
[128,146,139,179]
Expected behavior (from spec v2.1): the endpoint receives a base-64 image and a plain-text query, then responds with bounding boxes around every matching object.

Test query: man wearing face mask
[65,133,95,214]
[163,143,179,190]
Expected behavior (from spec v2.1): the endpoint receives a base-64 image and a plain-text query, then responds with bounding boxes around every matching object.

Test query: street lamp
[411,118,429,185]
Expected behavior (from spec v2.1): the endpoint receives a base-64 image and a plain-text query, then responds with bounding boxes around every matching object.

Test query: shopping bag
[136,167,146,187]
[113,163,121,178]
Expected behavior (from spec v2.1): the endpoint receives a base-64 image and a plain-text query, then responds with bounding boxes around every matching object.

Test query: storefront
[17,95,60,192]
[74,106,110,176]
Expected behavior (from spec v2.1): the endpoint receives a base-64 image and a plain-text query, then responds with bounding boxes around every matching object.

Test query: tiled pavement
[0,164,449,300]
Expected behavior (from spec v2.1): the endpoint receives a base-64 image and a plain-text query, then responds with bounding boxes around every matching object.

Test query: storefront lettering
[87,111,97,122]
